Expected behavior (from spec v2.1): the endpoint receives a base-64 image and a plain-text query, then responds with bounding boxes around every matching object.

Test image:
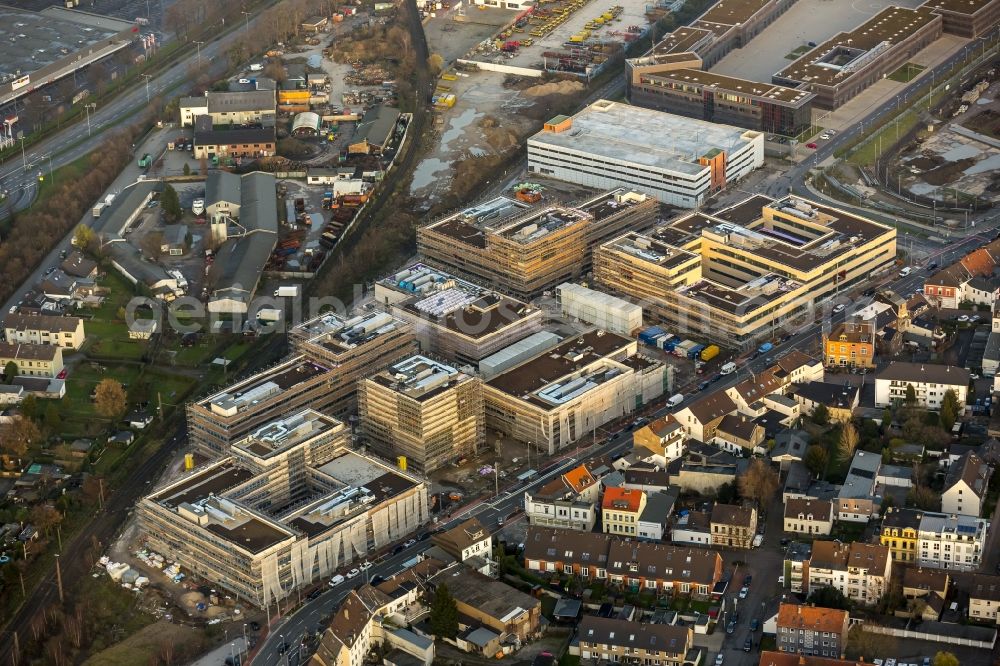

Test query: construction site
[456,0,657,78]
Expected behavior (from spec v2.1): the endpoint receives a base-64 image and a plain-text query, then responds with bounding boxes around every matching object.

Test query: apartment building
[186,356,337,458]
[880,507,923,563]
[632,416,687,467]
[193,127,276,160]
[313,561,440,666]
[3,313,85,350]
[0,342,64,378]
[773,7,943,109]
[578,616,692,666]
[710,503,757,549]
[594,195,896,347]
[783,499,833,536]
[288,311,418,417]
[527,101,764,208]
[806,541,892,605]
[138,412,428,607]
[875,362,969,410]
[776,603,850,658]
[524,463,600,531]
[358,355,483,474]
[483,329,671,455]
[523,526,723,595]
[783,541,812,594]
[760,653,866,666]
[180,90,277,127]
[417,189,658,299]
[964,573,1000,625]
[673,392,738,442]
[374,263,543,364]
[917,511,989,571]
[942,452,991,517]
[602,487,647,536]
[431,517,492,565]
[823,322,875,369]
[837,450,882,523]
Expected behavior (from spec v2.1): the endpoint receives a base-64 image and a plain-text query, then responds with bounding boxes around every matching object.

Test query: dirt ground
[410,71,584,203]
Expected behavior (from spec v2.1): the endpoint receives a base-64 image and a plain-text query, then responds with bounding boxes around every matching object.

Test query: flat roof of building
[651,26,714,55]
[198,356,329,413]
[233,408,344,459]
[922,0,994,15]
[642,68,814,106]
[422,196,533,248]
[288,450,419,536]
[493,206,590,243]
[369,355,470,402]
[150,459,256,508]
[293,311,409,355]
[528,100,758,177]
[382,262,539,339]
[0,6,133,82]
[487,329,652,408]
[697,0,775,27]
[774,6,939,87]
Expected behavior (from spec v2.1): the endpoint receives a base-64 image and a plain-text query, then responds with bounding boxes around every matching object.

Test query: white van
[720,362,737,375]
[899,266,911,277]
[667,393,684,408]
[329,574,345,587]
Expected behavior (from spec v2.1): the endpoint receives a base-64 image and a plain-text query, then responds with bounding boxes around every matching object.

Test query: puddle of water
[411,157,451,192]
[964,153,1000,176]
[308,54,322,68]
[468,146,488,157]
[441,108,481,147]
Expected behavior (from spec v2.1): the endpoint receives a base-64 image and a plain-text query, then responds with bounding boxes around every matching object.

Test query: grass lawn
[559,656,581,666]
[785,45,811,60]
[887,63,925,83]
[82,620,209,666]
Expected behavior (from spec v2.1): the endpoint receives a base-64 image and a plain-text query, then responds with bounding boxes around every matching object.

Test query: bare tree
[737,458,780,512]
[838,422,859,463]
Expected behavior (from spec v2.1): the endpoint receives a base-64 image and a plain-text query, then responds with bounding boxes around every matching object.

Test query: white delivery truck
[249,63,264,72]
[720,362,737,375]
[257,308,282,322]
[274,285,299,298]
[92,202,105,218]
[667,394,684,407]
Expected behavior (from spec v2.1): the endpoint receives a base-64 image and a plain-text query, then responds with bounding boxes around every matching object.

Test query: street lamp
[194,40,204,67]
[242,11,251,33]
[141,74,152,103]
[84,102,96,137]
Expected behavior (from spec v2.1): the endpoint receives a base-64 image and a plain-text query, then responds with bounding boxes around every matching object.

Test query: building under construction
[417,188,659,299]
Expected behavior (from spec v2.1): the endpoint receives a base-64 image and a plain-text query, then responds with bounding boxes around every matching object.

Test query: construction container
[638,326,666,346]
[687,343,706,360]
[700,344,720,362]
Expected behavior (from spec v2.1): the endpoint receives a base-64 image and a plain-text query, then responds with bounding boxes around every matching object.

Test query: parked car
[750,618,759,632]
[307,588,322,600]
[392,545,405,555]
[743,637,752,652]
[715,654,725,666]
[359,561,372,571]
[403,538,417,547]
[958,315,970,322]
[807,142,818,149]
[726,620,736,635]
[744,575,752,586]
[833,303,845,313]
[329,574,345,587]
[370,575,386,586]
[820,133,831,140]
[739,586,749,599]
[346,568,360,579]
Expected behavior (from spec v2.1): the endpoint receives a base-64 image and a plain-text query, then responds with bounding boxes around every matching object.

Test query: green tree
[932,652,959,666]
[3,361,18,382]
[429,583,459,639]
[807,585,851,610]
[881,407,893,429]
[73,224,97,254]
[20,394,38,420]
[804,444,829,478]
[43,403,62,435]
[905,383,917,405]
[160,184,182,222]
[182,163,191,176]
[940,389,958,432]
[811,404,830,426]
